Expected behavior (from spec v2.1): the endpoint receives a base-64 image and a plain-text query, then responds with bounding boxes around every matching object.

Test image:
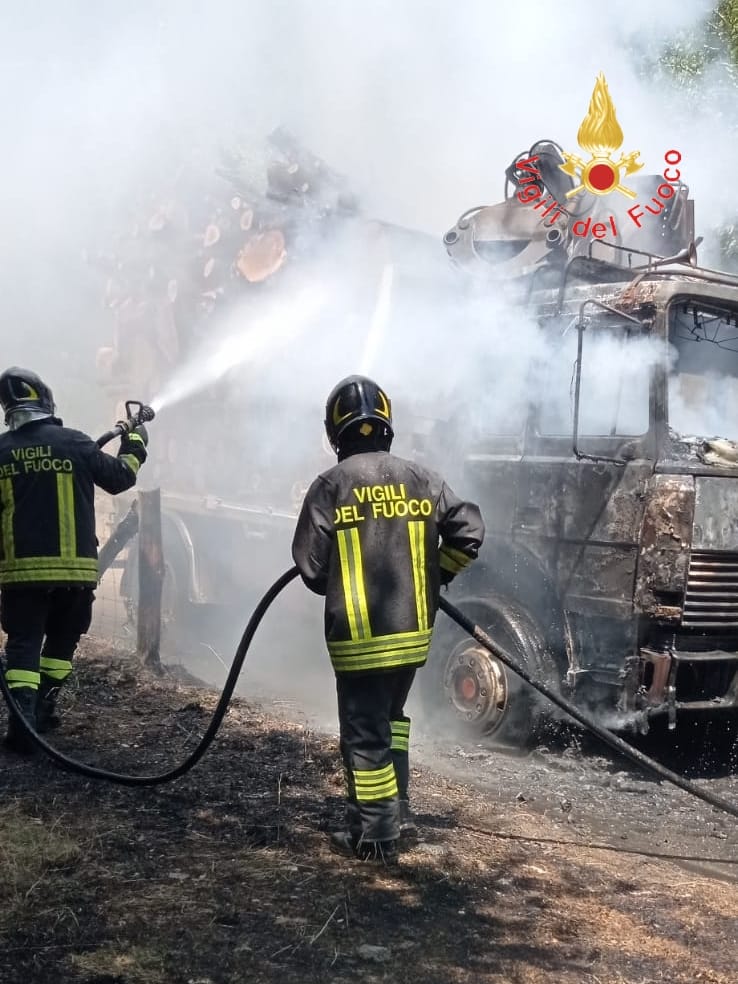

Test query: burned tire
[421,595,560,747]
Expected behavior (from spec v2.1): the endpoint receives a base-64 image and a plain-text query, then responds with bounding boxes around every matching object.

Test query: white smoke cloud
[1,2,727,389]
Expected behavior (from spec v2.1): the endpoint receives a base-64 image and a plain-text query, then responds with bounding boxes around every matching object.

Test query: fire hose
[0,560,737,819]
[0,566,299,786]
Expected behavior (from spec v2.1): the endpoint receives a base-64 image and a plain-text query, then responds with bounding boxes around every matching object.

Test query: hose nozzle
[96,400,156,448]
[126,401,156,427]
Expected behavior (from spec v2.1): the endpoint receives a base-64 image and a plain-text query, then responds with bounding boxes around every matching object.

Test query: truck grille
[683,551,738,629]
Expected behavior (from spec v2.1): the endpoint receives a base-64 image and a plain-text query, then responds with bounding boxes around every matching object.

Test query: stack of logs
[92,127,359,398]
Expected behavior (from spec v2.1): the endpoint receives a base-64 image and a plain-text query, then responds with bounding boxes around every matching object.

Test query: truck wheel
[423,596,558,747]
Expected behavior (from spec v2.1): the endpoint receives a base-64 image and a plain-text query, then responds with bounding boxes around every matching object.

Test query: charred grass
[0,640,736,984]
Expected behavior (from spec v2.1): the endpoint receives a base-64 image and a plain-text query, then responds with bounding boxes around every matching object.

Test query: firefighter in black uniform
[0,367,148,754]
[292,375,485,864]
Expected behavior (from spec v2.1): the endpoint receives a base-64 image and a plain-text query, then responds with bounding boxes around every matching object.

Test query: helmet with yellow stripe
[324,375,393,453]
[0,367,56,426]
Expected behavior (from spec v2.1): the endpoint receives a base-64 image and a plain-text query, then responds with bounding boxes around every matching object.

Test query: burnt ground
[0,641,737,984]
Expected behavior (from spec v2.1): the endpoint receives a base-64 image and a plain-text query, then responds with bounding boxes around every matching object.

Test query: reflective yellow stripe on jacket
[57,472,76,559]
[0,556,98,583]
[336,528,371,641]
[408,520,428,632]
[0,478,15,564]
[0,473,97,584]
[330,523,432,673]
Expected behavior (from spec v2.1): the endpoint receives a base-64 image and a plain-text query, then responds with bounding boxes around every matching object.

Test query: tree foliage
[715,0,738,64]
[650,1,738,93]
[646,2,738,261]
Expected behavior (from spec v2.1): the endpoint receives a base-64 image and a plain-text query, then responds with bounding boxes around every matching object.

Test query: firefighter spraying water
[0,369,150,754]
[0,223,735,823]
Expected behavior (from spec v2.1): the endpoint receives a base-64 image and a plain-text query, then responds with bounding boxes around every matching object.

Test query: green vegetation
[715,0,738,65]
[639,2,738,263]
[655,1,738,84]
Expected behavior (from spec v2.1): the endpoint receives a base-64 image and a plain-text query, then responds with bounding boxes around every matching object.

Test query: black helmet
[324,375,393,452]
[0,367,55,424]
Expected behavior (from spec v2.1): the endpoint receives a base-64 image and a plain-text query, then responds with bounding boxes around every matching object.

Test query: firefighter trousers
[335,666,416,844]
[1,586,94,694]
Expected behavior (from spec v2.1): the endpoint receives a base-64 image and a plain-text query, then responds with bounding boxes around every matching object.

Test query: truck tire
[421,595,560,747]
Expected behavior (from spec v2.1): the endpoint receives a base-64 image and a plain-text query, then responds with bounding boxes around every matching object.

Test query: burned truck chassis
[429,240,738,741]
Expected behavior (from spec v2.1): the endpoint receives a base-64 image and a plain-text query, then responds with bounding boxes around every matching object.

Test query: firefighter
[292,375,485,864]
[0,367,148,754]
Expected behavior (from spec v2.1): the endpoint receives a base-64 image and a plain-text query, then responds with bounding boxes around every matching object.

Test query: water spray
[150,285,327,414]
[359,263,394,376]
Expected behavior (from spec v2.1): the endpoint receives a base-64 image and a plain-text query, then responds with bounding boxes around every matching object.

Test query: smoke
[3,1,735,722]
[2,1,728,393]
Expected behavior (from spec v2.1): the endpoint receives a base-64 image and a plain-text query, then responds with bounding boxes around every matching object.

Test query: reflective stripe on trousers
[391,717,410,800]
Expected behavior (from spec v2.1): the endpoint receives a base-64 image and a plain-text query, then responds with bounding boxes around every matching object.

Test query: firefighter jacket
[0,418,140,587]
[292,450,485,675]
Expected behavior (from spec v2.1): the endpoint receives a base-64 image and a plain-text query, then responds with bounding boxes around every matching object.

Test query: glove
[120,430,148,466]
[133,423,149,446]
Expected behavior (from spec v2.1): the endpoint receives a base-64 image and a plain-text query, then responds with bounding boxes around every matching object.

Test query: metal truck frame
[426,245,738,741]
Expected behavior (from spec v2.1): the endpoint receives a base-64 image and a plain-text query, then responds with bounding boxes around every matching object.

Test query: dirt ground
[1,641,737,984]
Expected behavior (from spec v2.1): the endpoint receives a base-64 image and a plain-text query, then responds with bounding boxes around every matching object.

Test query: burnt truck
[425,139,738,741]
[98,134,738,742]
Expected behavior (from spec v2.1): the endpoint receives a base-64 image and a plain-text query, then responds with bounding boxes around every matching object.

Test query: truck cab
[425,141,738,741]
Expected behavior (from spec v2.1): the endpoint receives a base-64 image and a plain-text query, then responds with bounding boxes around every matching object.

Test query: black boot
[4,686,38,756]
[357,839,399,866]
[36,682,62,734]
[329,830,399,866]
[329,829,359,858]
[399,799,418,841]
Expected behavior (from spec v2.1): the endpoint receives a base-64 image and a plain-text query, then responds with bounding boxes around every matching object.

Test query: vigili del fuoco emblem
[559,72,643,200]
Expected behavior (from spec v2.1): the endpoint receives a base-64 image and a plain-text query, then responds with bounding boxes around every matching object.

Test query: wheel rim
[442,637,510,735]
